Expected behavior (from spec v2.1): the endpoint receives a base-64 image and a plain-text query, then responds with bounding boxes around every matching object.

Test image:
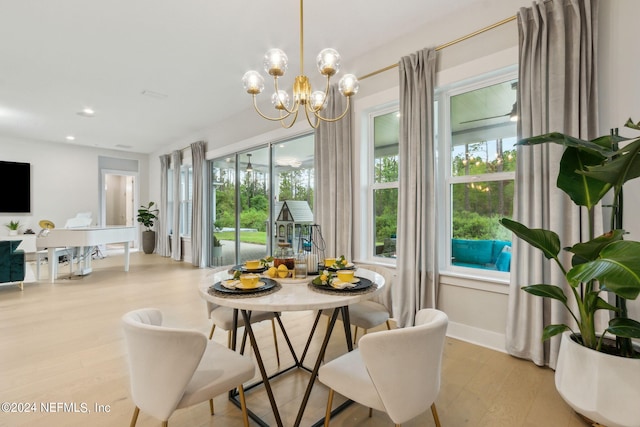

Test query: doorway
[101,170,139,250]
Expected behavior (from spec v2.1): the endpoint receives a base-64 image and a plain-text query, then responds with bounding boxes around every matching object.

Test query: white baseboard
[447,321,507,354]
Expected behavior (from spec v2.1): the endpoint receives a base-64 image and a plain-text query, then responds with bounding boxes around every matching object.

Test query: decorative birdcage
[298,224,325,274]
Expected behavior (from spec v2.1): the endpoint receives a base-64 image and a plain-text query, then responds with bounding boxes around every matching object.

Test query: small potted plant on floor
[5,220,21,236]
[137,202,158,254]
[500,118,640,427]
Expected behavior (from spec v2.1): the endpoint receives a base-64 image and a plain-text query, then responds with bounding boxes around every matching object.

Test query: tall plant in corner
[137,202,159,254]
[500,118,640,357]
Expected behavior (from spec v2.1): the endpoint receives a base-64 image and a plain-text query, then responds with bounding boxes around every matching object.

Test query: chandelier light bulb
[242,70,265,94]
[338,74,359,97]
[271,90,290,110]
[264,48,288,77]
[316,48,341,76]
[310,91,327,110]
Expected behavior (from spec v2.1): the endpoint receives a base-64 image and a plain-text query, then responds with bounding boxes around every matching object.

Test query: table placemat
[308,277,378,296]
[208,278,282,299]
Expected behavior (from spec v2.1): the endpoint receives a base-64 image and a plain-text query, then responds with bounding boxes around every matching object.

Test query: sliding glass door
[208,133,314,267]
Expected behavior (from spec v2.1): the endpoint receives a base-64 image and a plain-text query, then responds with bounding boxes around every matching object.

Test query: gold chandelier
[242,0,359,129]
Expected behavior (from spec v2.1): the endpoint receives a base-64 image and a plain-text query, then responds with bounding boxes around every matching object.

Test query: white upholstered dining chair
[349,264,394,343]
[205,266,281,364]
[318,308,448,426]
[122,308,255,427]
[206,303,281,364]
[320,264,394,344]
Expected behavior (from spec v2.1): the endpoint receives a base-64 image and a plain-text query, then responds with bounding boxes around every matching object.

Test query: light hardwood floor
[0,252,588,427]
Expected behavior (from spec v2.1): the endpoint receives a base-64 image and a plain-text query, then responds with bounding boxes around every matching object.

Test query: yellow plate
[235,281,265,290]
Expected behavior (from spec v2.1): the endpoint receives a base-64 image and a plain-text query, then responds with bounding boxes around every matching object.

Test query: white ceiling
[0,0,480,154]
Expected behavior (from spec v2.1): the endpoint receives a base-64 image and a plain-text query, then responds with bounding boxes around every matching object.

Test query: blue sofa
[451,238,511,272]
[0,240,25,289]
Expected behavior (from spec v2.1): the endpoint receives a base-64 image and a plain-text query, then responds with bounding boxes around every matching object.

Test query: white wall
[0,134,149,237]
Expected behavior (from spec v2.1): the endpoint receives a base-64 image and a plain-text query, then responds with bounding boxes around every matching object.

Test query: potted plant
[137,202,158,254]
[212,233,222,258]
[5,220,21,236]
[5,220,21,235]
[500,118,640,427]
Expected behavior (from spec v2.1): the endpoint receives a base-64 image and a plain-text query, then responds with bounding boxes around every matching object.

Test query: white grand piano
[37,226,136,283]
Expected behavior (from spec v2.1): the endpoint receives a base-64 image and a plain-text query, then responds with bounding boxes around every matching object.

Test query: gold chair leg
[209,398,214,415]
[238,385,250,427]
[353,327,359,344]
[369,407,373,417]
[227,330,232,348]
[271,318,280,365]
[162,421,168,427]
[209,323,216,340]
[431,402,441,427]
[385,320,391,330]
[324,389,335,427]
[129,406,140,427]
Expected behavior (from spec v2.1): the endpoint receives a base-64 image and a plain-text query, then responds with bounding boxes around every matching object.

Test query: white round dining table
[198,266,386,427]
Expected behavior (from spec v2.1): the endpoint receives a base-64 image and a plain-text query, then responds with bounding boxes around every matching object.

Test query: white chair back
[358,308,448,425]
[356,264,393,314]
[121,308,207,421]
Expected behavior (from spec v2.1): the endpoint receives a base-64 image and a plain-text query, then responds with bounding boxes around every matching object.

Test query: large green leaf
[522,284,568,304]
[568,230,625,263]
[517,132,618,157]
[581,137,640,187]
[567,241,640,299]
[499,218,561,260]
[582,291,619,316]
[558,146,611,208]
[542,324,570,341]
[607,317,640,339]
[626,117,640,131]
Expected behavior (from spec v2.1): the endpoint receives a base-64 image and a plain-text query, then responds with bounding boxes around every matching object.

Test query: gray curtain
[395,48,437,327]
[314,85,352,259]
[171,150,182,261]
[157,154,171,257]
[191,141,206,267]
[507,0,600,368]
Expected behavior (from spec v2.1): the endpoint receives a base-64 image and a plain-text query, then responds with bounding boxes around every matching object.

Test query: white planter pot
[555,331,640,427]
[8,230,18,236]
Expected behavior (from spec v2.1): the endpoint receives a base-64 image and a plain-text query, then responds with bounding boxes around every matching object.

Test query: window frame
[437,69,518,281]
[206,131,314,267]
[366,103,400,265]
[179,164,193,237]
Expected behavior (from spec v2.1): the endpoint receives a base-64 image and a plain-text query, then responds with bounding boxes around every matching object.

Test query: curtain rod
[358,15,517,81]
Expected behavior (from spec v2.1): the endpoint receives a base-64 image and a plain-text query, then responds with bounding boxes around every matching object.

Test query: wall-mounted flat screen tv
[0,161,31,213]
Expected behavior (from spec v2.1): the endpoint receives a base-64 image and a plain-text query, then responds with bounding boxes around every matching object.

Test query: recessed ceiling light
[66,135,75,141]
[77,108,95,117]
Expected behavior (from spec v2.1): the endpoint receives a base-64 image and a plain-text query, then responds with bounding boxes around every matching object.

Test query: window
[180,165,193,236]
[442,75,517,274]
[167,168,174,234]
[272,133,314,253]
[208,133,314,266]
[370,108,399,260]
